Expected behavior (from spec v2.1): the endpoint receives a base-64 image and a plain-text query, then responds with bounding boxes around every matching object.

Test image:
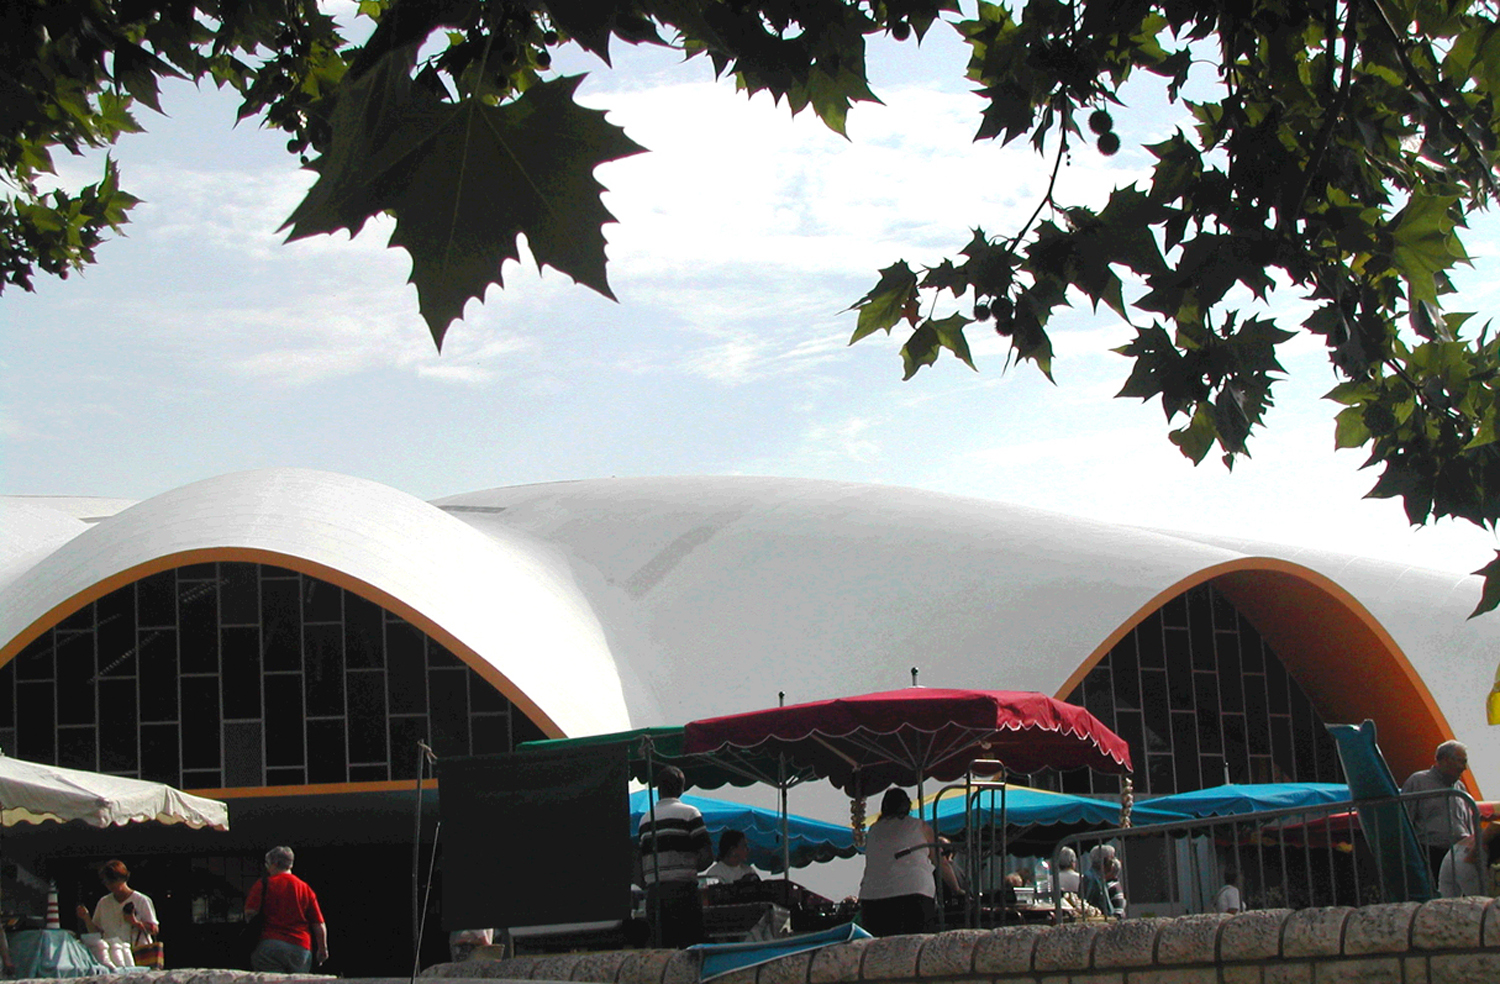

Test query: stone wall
[424,897,1500,984]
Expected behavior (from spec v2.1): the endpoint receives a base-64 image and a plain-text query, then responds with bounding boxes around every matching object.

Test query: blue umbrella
[930,784,1170,830]
[629,790,856,873]
[1133,782,1351,819]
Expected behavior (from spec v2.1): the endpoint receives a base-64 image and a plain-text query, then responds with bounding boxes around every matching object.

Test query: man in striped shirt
[638,766,713,947]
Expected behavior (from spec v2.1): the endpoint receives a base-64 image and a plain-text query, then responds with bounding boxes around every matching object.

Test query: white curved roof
[3,470,1496,794]
[0,470,630,739]
[433,476,1500,794]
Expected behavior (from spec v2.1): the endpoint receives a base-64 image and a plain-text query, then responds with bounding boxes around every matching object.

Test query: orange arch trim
[0,548,567,753]
[1053,557,1476,797]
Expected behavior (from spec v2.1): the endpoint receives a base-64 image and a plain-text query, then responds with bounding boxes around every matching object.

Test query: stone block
[1156,914,1228,965]
[1032,922,1098,972]
[660,950,700,984]
[1412,897,1487,950]
[1262,960,1312,984]
[1130,969,1221,984]
[1092,917,1167,968]
[567,951,632,982]
[1400,955,1427,982]
[530,955,586,982]
[859,934,925,980]
[1219,909,1292,962]
[1314,956,1402,984]
[1342,902,1419,955]
[808,939,871,984]
[615,950,674,984]
[1281,906,1352,958]
[1066,973,1124,984]
[971,925,1045,975]
[1484,898,1500,948]
[1426,952,1500,983]
[707,968,757,984]
[756,950,813,984]
[914,929,986,977]
[1219,963,1262,984]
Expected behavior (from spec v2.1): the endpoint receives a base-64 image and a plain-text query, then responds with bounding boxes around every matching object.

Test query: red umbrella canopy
[682,687,1132,798]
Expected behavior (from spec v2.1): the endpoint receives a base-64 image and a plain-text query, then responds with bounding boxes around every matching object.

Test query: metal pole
[778,692,790,881]
[411,740,435,975]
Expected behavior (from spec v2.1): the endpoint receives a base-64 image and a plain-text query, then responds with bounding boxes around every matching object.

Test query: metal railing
[1046,787,1483,919]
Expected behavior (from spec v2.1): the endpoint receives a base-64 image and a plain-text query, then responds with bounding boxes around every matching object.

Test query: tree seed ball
[1089,109,1114,135]
[891,21,911,41]
[1097,132,1121,156]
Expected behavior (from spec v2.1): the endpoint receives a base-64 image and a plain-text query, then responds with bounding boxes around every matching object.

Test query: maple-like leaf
[286,63,645,346]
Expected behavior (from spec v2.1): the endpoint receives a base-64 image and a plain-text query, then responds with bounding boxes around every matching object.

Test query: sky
[5,5,1500,592]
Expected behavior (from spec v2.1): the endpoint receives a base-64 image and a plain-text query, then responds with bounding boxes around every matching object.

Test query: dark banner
[439,746,630,928]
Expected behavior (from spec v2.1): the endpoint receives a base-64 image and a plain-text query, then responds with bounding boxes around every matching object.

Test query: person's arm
[938,851,963,896]
[74,904,100,935]
[244,879,263,922]
[131,897,159,937]
[311,921,328,965]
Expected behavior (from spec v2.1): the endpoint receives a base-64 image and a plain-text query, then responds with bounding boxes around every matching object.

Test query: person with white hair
[1081,845,1119,917]
[1054,846,1081,895]
[245,846,329,972]
[1402,740,1474,880]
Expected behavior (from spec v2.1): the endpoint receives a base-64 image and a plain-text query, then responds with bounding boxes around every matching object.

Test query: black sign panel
[439,746,631,928]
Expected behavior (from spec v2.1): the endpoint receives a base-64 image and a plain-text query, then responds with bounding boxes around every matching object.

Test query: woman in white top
[703,830,759,884]
[859,788,937,937]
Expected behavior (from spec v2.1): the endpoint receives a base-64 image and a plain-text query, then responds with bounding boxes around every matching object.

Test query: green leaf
[1389,195,1463,307]
[1334,406,1370,449]
[1470,553,1500,618]
[929,313,977,370]
[901,323,940,379]
[848,262,918,343]
[287,64,645,347]
[1169,405,1216,464]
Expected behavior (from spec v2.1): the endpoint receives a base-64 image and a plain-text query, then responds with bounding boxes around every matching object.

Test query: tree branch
[1357,0,1500,199]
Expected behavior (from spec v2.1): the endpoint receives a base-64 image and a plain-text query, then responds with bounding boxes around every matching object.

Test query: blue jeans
[252,939,312,973]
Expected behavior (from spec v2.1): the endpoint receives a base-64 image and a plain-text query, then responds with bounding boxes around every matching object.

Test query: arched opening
[0,549,557,793]
[1053,559,1469,796]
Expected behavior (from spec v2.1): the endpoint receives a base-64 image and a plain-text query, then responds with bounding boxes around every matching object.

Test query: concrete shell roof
[433,476,1498,794]
[2,470,1495,794]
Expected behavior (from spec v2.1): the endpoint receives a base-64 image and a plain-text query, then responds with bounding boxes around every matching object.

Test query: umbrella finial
[910,667,919,687]
[778,691,785,707]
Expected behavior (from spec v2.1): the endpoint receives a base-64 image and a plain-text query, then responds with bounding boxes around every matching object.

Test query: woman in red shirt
[245,846,329,972]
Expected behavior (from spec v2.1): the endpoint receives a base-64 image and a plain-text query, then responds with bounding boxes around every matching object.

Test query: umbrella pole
[779,693,790,882]
[644,748,660,948]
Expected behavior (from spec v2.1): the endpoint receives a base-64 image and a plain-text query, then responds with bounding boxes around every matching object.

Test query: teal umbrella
[628,790,856,873]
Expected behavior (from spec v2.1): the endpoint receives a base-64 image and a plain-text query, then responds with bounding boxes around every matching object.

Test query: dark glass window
[260,580,301,672]
[221,627,262,720]
[181,677,221,770]
[1063,583,1343,795]
[138,571,176,627]
[220,564,260,625]
[386,626,427,714]
[303,625,345,717]
[306,720,347,784]
[2,563,551,789]
[138,629,179,723]
[302,578,342,624]
[264,677,305,768]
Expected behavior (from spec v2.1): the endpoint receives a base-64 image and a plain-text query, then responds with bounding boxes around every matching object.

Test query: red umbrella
[682,687,1132,798]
